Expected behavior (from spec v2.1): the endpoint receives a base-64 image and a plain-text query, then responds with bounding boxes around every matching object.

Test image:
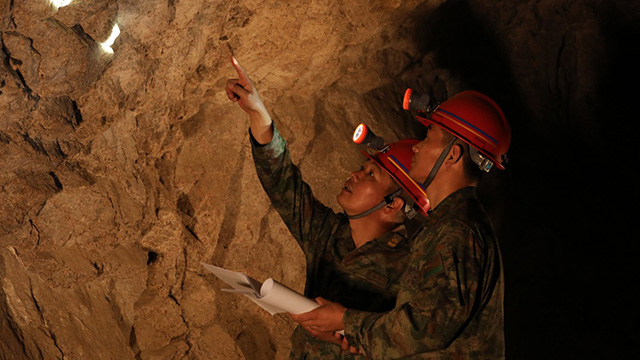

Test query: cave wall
[1,0,636,359]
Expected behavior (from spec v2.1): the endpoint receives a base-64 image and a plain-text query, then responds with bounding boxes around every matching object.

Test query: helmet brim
[360,150,431,216]
[416,115,506,170]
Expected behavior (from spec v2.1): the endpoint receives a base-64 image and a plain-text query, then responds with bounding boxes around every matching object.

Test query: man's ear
[385,197,405,214]
[446,143,464,165]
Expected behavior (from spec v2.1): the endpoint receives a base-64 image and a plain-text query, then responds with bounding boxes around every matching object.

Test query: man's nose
[412,143,420,153]
[350,170,360,181]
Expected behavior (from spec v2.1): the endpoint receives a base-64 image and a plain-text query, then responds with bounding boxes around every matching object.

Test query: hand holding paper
[201,262,320,315]
[289,297,347,332]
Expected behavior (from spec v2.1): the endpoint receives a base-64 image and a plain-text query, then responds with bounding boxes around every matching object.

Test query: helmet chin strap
[422,137,457,188]
[348,137,456,220]
[346,187,403,220]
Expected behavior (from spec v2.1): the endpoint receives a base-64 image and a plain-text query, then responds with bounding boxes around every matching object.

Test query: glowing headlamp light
[353,123,388,152]
[403,88,434,113]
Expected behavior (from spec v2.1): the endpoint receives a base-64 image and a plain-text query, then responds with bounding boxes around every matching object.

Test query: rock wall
[1,0,636,359]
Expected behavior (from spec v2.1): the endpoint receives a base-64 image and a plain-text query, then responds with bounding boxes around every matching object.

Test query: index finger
[231,56,251,85]
[315,297,328,305]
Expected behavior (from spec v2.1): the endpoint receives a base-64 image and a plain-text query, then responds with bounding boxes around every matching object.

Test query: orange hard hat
[404,89,511,171]
[354,126,430,217]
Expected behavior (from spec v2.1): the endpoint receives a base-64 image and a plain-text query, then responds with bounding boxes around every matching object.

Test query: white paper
[259,278,321,314]
[201,262,318,315]
[202,262,345,335]
[201,262,260,293]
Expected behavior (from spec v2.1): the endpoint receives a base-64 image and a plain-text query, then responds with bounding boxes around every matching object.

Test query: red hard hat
[415,90,511,171]
[361,139,430,216]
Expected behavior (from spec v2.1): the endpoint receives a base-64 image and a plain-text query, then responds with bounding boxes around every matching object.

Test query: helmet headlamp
[402,88,511,172]
[353,123,388,152]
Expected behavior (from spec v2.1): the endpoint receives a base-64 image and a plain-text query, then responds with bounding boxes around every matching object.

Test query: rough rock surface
[1,0,636,359]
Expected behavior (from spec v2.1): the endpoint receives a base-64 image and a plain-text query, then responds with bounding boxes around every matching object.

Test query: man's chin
[336,192,346,208]
[337,192,353,214]
[408,171,427,184]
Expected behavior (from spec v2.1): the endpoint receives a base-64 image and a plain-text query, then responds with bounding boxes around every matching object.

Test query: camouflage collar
[337,217,411,251]
[372,222,410,249]
[426,186,478,223]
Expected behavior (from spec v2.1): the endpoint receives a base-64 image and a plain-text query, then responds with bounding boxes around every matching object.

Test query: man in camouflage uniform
[225,57,425,359]
[292,91,510,359]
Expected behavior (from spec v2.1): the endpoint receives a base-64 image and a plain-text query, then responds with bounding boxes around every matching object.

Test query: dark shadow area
[588,0,640,355]
[405,0,638,358]
[413,0,520,101]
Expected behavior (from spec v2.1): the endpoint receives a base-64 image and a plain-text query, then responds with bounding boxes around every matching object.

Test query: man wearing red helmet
[293,90,510,359]
[225,57,428,359]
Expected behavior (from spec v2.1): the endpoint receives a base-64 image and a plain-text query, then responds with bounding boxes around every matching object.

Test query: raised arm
[225,57,337,250]
[225,56,273,144]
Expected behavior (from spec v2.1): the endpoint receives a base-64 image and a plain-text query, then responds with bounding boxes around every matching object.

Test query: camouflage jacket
[251,125,416,359]
[343,187,505,359]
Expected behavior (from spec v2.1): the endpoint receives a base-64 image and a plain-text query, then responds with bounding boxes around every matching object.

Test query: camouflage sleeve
[342,222,482,358]
[250,123,336,250]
